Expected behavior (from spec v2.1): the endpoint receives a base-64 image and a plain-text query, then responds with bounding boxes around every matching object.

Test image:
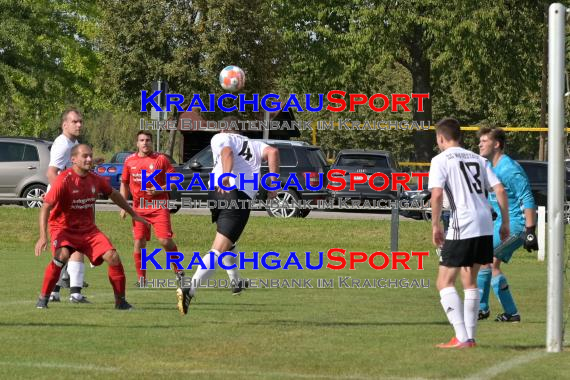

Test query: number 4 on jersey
[239,141,252,161]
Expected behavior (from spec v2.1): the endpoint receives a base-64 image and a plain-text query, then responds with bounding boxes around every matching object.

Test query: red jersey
[45,168,113,233]
[121,152,175,209]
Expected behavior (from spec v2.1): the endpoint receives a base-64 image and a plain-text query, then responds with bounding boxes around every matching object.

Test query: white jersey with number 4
[428,146,500,240]
[210,133,269,200]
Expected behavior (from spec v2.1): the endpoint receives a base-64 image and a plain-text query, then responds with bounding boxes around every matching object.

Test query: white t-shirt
[49,134,78,170]
[210,133,269,200]
[428,146,500,240]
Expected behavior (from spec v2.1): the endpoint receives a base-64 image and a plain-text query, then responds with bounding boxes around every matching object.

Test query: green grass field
[0,207,568,379]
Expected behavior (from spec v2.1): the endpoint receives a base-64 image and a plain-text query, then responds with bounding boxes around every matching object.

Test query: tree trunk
[165,112,180,160]
[539,7,548,161]
[408,28,434,163]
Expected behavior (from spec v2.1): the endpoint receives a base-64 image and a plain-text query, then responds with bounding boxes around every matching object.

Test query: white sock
[190,250,219,297]
[464,288,480,340]
[224,244,241,283]
[67,261,84,289]
[440,287,468,342]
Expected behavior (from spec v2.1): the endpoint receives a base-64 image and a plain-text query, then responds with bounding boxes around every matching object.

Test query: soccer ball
[219,65,245,92]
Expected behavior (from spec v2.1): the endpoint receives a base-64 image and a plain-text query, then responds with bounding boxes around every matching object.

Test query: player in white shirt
[177,118,280,315]
[46,108,89,304]
[428,118,510,348]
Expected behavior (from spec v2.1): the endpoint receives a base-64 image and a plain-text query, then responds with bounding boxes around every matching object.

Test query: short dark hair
[70,143,92,157]
[60,107,82,127]
[477,126,506,150]
[435,118,461,142]
[136,130,153,141]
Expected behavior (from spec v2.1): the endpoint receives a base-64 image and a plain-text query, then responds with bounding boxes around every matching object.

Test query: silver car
[0,137,51,208]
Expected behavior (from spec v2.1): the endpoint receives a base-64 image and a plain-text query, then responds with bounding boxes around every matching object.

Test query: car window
[307,148,327,169]
[187,147,214,168]
[520,163,547,182]
[276,147,297,166]
[0,142,27,162]
[113,152,133,163]
[336,154,389,168]
[23,144,39,161]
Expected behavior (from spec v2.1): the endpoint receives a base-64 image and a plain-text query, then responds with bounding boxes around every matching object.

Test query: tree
[275,1,548,160]
[0,0,98,137]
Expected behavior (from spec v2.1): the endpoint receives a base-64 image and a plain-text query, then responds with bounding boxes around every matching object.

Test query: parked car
[401,160,570,222]
[170,139,330,218]
[94,151,179,190]
[327,149,401,204]
[517,160,570,207]
[0,137,51,208]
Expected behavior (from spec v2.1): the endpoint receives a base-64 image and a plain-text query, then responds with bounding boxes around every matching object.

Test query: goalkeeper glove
[523,226,538,252]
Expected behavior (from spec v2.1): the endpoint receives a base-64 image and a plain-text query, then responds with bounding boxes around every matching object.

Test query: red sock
[168,245,183,274]
[108,262,126,300]
[133,252,146,281]
[41,261,64,297]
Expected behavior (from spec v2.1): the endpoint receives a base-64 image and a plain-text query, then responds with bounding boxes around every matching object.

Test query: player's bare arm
[46,166,60,186]
[219,146,234,193]
[35,202,53,256]
[492,183,510,241]
[109,190,149,226]
[263,146,280,199]
[119,182,130,219]
[430,187,444,247]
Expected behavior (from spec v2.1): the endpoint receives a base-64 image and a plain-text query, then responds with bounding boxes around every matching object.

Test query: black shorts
[209,189,251,243]
[439,235,493,267]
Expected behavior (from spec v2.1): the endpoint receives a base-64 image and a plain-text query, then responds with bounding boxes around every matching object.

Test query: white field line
[464,351,549,380]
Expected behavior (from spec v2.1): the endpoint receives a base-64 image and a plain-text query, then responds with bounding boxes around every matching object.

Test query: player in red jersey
[120,131,184,286]
[35,144,149,310]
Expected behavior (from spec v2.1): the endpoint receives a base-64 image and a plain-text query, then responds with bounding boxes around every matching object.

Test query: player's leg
[101,249,131,310]
[491,258,520,322]
[217,190,251,294]
[132,216,151,286]
[476,263,492,320]
[133,238,147,286]
[37,247,71,309]
[151,209,185,281]
[436,265,470,346]
[461,264,481,343]
[67,251,87,303]
[82,229,131,309]
[491,231,524,322]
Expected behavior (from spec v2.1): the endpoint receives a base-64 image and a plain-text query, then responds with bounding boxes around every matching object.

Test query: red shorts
[132,208,173,241]
[50,228,114,266]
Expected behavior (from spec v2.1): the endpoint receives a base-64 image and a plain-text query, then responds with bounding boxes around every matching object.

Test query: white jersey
[428,146,500,240]
[49,134,78,170]
[210,133,269,200]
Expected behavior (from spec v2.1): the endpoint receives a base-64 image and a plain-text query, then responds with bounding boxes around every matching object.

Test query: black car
[401,160,570,221]
[328,149,401,204]
[170,139,329,218]
[517,160,570,207]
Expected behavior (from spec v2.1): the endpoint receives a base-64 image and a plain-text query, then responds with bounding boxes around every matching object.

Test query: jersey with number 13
[428,146,501,240]
[210,133,269,200]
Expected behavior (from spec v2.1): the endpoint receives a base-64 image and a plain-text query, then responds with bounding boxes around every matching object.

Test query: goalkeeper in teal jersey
[477,127,538,322]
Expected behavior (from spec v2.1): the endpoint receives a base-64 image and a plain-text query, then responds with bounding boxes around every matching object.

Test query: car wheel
[22,184,47,208]
[266,189,302,218]
[298,208,311,218]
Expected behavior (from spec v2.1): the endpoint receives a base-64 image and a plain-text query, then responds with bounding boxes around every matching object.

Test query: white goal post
[547,2,566,353]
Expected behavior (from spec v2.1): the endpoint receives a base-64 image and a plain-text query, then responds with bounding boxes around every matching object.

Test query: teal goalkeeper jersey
[488,154,535,233]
